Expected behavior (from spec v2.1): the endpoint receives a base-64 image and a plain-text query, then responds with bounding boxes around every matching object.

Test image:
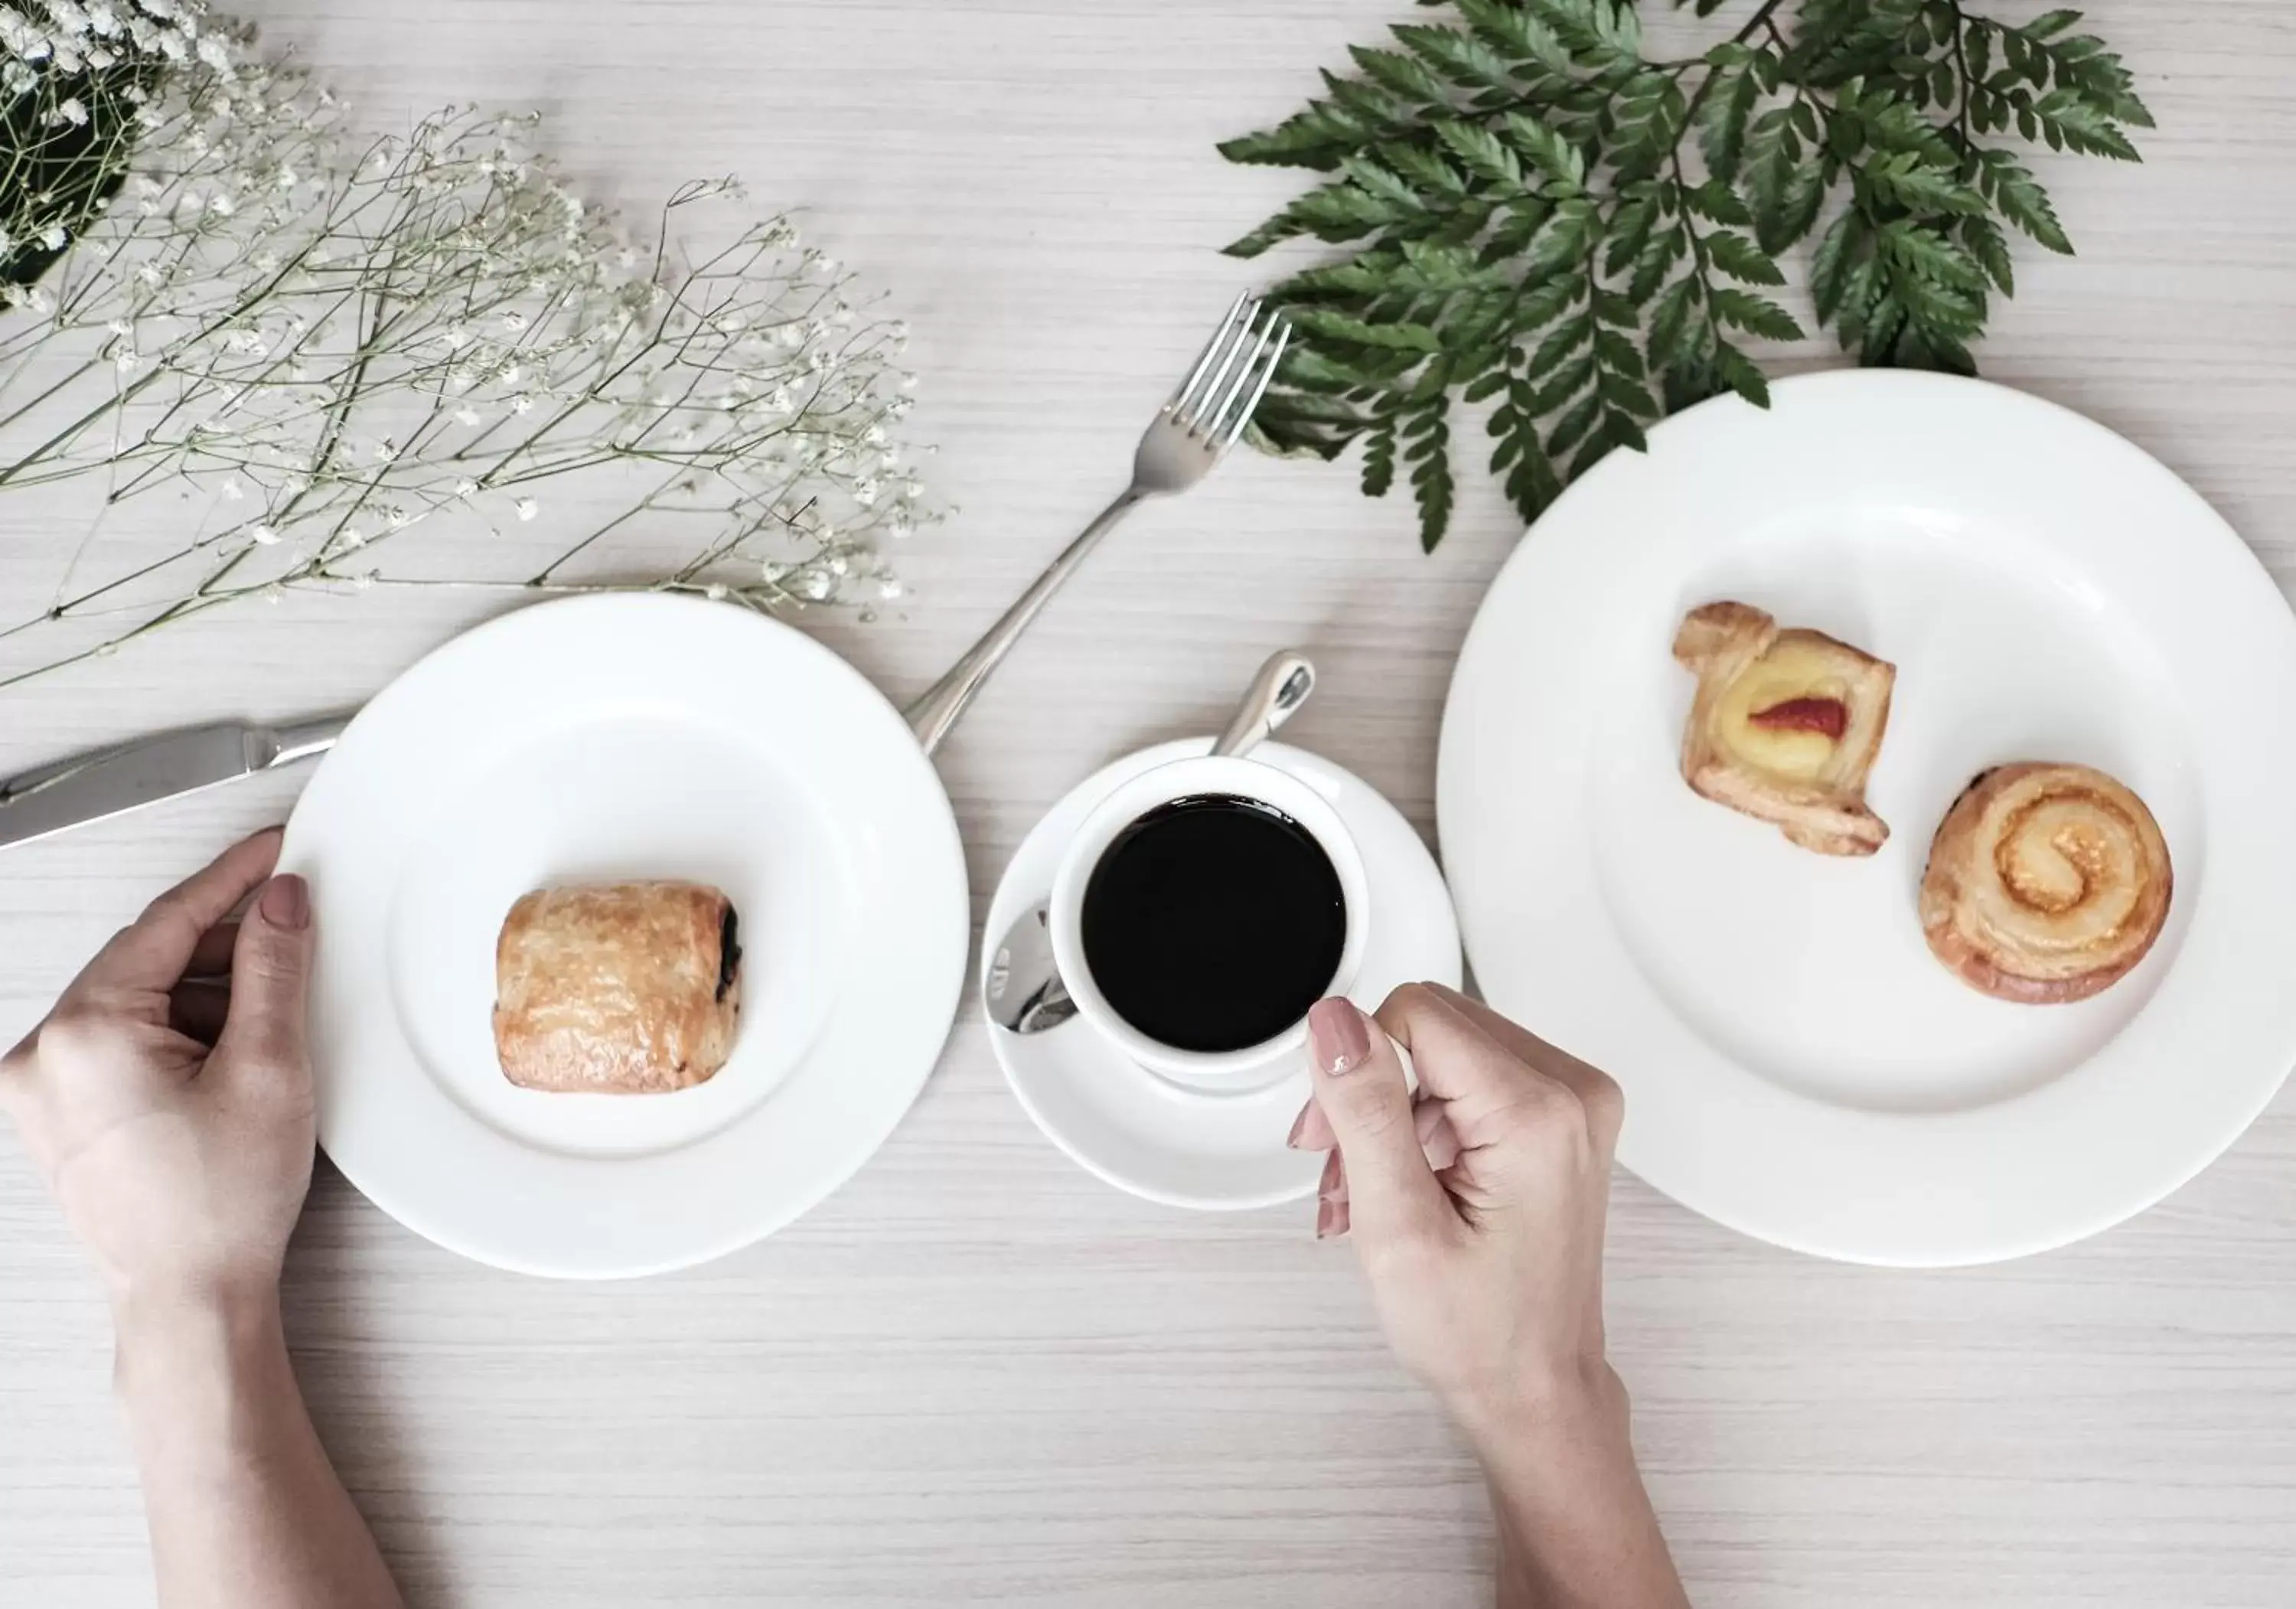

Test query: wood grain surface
[4,4,2294,1605]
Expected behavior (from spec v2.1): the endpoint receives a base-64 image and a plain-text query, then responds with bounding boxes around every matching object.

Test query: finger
[214,873,313,1085]
[1287,1095,1336,1153]
[76,829,284,996]
[1315,1147,1350,1239]
[1416,1096,1463,1173]
[1416,983,1625,1153]
[1290,1090,1457,1170]
[168,981,233,1045]
[1374,984,1575,1151]
[1304,998,1449,1245]
[184,920,241,982]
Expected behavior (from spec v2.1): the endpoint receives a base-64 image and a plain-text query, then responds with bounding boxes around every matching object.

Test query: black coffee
[1079,793,1347,1054]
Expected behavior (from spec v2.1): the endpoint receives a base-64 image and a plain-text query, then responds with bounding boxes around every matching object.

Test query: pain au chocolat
[492,880,742,1093]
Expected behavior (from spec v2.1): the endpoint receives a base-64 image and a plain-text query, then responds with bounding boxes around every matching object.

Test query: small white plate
[1440,370,2296,1267]
[987,739,1460,1209]
[283,594,969,1278]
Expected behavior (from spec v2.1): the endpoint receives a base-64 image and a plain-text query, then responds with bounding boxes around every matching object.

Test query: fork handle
[904,486,1146,756]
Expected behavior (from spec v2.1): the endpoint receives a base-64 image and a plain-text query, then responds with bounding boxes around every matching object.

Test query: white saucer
[985,739,1460,1210]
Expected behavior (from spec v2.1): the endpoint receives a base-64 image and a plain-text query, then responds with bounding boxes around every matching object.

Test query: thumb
[1305,998,1448,1245]
[217,873,314,1079]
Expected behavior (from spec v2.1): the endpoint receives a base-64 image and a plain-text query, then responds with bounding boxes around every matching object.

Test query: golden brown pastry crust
[1672,601,1896,856]
[1918,762,2172,1005]
[492,880,742,1093]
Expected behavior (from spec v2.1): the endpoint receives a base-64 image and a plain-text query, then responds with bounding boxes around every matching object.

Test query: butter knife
[0,713,352,850]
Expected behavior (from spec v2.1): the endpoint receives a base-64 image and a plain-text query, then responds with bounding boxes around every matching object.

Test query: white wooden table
[4,5,2294,1605]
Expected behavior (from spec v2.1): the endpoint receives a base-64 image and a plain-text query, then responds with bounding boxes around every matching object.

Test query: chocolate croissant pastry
[1919,763,2172,1005]
[1672,601,1896,856]
[492,880,742,1092]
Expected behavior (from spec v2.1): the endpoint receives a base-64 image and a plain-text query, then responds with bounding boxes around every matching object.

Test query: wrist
[1446,1354,1623,1447]
[1448,1360,1639,1496]
[112,1280,286,1411]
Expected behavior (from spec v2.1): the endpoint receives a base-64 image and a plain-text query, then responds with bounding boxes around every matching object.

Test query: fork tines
[1166,291,1291,448]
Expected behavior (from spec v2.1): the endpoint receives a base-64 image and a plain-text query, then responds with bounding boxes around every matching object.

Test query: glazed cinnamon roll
[1917,763,2172,1005]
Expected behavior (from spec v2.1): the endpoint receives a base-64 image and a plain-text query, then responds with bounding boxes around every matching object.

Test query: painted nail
[1317,1147,1345,1203]
[1285,1102,1313,1149]
[259,873,309,932]
[1314,1197,1339,1240]
[1306,997,1371,1077]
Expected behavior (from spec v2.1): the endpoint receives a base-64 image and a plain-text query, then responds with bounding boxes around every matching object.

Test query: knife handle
[266,714,352,767]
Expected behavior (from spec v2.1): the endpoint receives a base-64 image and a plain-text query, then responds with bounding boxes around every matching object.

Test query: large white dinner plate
[282,594,968,1278]
[1439,370,2296,1267]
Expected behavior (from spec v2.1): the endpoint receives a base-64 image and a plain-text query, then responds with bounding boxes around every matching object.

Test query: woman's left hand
[0,828,318,1315]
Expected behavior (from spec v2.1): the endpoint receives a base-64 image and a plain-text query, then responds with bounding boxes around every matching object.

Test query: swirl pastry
[1672,601,1896,856]
[1918,763,2172,1004]
[493,880,743,1092]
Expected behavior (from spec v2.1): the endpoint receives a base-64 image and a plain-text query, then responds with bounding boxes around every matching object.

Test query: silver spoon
[987,649,1316,1035]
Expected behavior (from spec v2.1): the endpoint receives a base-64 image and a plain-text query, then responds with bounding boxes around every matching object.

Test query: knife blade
[0,713,352,851]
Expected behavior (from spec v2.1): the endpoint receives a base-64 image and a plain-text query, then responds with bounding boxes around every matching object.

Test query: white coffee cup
[1046,753,1372,1092]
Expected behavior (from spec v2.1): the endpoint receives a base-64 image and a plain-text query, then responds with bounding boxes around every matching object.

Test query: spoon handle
[1212,650,1316,759]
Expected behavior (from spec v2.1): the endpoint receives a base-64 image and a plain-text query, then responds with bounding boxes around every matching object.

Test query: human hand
[1,829,317,1317]
[1289,984,1625,1440]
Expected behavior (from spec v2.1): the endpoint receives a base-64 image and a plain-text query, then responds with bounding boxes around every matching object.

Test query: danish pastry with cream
[1671,600,1896,856]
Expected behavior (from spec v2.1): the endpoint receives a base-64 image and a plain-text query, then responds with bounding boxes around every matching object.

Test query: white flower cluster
[0,1,935,688]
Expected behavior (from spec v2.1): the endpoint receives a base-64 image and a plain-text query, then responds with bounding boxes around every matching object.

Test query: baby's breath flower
[0,57,934,680]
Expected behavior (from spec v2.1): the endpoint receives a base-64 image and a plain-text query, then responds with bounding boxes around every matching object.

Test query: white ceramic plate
[1439,371,2296,1267]
[282,594,968,1278]
[987,739,1459,1209]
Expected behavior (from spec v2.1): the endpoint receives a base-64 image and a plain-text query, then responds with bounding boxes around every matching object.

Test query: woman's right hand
[1291,983,1624,1433]
[1291,984,1688,1608]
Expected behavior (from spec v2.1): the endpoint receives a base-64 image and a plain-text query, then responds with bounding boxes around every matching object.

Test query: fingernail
[1317,1147,1344,1203]
[1307,997,1371,1077]
[1314,1197,1339,1240]
[1285,1103,1312,1149]
[259,873,309,932]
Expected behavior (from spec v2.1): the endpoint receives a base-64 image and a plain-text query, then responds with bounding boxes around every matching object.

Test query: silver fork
[903,291,1290,756]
